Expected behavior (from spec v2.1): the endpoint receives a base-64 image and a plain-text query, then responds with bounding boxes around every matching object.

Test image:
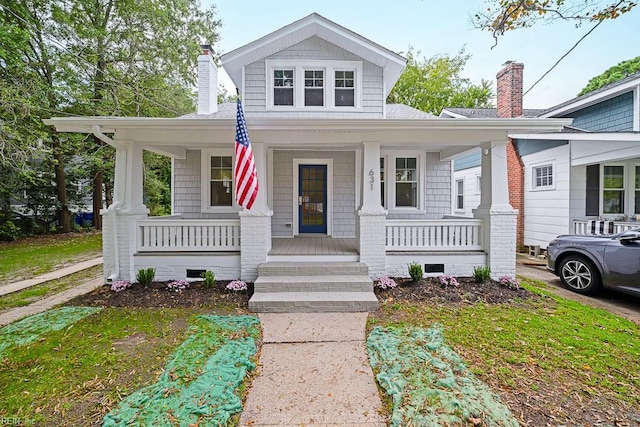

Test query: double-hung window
[603,165,624,214]
[273,69,294,106]
[334,70,355,107]
[304,70,324,106]
[201,150,236,213]
[395,157,418,208]
[456,179,464,210]
[533,164,553,189]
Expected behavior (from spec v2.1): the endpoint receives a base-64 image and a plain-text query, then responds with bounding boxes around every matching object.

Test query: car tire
[558,255,602,295]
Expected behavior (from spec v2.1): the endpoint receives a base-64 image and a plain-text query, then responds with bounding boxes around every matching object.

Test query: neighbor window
[456,179,464,210]
[635,165,640,214]
[334,70,355,106]
[603,165,624,214]
[304,70,324,106]
[273,69,294,106]
[533,164,553,189]
[210,156,233,207]
[476,175,482,194]
[395,157,417,207]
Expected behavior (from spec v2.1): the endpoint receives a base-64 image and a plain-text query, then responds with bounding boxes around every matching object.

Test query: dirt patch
[66,280,251,313]
[374,277,535,305]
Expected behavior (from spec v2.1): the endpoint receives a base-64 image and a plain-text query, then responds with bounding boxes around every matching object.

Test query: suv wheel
[558,255,601,295]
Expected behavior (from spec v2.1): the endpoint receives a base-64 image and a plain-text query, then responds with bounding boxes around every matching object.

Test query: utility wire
[524,20,604,97]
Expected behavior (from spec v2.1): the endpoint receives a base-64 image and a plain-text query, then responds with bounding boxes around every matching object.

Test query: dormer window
[266,60,362,110]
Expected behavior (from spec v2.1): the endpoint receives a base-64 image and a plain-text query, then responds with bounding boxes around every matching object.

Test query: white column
[123,143,148,214]
[239,141,273,282]
[474,141,518,279]
[357,142,387,278]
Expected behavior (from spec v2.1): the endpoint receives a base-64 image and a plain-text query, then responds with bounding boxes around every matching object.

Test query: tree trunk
[52,134,71,232]
[92,165,103,230]
[104,177,113,207]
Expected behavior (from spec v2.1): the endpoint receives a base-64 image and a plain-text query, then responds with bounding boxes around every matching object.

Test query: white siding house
[45,13,569,311]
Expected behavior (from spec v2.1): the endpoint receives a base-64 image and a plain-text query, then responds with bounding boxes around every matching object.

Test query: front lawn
[0,232,102,284]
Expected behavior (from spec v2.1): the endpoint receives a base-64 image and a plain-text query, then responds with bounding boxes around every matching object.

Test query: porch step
[258,261,368,276]
[254,275,373,293]
[249,261,378,313]
[248,292,379,313]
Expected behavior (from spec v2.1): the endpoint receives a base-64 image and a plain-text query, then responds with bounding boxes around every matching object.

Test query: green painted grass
[0,308,210,425]
[0,265,102,311]
[368,277,640,405]
[0,232,102,284]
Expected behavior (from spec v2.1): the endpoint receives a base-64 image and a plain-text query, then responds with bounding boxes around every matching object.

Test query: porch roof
[44,116,572,159]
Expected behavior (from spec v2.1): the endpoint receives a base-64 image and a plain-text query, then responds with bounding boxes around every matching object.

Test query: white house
[444,65,640,251]
[45,14,569,311]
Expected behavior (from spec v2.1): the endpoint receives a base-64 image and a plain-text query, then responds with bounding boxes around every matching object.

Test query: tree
[387,48,493,116]
[578,56,640,95]
[473,0,636,46]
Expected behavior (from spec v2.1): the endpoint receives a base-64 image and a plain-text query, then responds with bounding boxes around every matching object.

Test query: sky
[204,0,639,109]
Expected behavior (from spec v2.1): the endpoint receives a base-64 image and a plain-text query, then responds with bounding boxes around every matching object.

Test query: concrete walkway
[239,313,385,427]
[0,257,103,296]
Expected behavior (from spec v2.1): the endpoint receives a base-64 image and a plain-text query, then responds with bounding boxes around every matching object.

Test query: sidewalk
[239,313,386,427]
[0,257,103,296]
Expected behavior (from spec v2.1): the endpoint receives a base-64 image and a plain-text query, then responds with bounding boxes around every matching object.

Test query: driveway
[517,259,640,325]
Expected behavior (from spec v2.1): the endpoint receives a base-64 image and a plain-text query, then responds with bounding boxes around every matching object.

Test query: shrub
[438,274,459,287]
[0,221,21,241]
[226,280,248,291]
[136,268,156,286]
[110,280,131,293]
[472,266,491,284]
[167,280,190,292]
[201,270,216,288]
[498,276,520,290]
[408,261,423,282]
[375,277,398,289]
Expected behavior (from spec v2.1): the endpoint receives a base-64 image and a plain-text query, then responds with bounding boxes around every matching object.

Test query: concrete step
[254,275,373,293]
[248,291,379,313]
[258,262,369,277]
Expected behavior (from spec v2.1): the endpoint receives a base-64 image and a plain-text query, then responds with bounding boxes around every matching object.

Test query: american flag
[234,97,258,209]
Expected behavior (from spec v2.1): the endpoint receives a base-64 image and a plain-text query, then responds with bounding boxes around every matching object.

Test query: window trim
[265,60,362,111]
[601,163,626,215]
[380,151,423,212]
[531,163,555,191]
[200,149,239,214]
[455,179,464,211]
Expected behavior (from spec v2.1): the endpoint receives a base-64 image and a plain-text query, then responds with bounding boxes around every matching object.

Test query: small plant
[375,276,398,290]
[472,266,491,284]
[167,280,190,293]
[408,261,423,282]
[498,276,520,290]
[201,270,216,288]
[136,268,156,286]
[226,280,248,291]
[110,280,131,293]
[438,275,459,287]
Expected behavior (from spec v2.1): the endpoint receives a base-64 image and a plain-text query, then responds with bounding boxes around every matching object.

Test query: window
[334,70,354,107]
[476,175,482,194]
[380,157,385,207]
[635,166,640,214]
[304,70,324,106]
[603,165,624,214]
[395,157,417,208]
[210,156,233,207]
[456,179,464,210]
[533,164,553,189]
[273,69,294,106]
[266,60,362,109]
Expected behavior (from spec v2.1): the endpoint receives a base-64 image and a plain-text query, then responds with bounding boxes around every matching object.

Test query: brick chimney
[197,44,218,115]
[496,61,524,118]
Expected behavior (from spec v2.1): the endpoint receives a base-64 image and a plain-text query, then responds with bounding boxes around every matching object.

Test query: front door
[298,165,327,233]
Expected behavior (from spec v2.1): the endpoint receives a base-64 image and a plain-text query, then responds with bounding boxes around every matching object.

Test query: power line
[524,20,604,97]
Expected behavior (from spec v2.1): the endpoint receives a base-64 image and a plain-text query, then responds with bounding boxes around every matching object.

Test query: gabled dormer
[220,13,406,118]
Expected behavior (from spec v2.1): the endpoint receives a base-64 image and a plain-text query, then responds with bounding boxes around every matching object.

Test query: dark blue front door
[299,165,327,233]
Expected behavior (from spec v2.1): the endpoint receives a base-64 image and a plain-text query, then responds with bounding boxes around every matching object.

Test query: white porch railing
[573,219,639,235]
[138,219,241,252]
[386,219,483,251]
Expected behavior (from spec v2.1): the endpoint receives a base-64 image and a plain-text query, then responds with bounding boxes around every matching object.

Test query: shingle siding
[562,92,634,131]
[243,36,384,118]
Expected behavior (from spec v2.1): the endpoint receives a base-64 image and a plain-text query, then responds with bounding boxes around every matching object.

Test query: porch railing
[386,219,483,251]
[138,219,241,252]
[572,219,639,235]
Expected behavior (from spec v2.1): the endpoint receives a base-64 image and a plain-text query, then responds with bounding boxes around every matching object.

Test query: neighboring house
[444,64,640,251]
[45,14,568,311]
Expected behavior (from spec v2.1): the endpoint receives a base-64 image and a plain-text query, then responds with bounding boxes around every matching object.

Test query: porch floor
[270,237,358,256]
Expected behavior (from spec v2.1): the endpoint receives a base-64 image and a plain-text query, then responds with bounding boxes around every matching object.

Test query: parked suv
[547,228,640,296]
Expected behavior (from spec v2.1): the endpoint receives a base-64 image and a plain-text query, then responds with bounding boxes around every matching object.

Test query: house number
[369,169,375,190]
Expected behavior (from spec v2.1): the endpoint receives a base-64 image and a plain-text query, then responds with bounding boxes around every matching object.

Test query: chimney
[197,44,218,115]
[496,61,524,118]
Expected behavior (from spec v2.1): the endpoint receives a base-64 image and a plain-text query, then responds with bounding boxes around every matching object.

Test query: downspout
[92,125,123,282]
